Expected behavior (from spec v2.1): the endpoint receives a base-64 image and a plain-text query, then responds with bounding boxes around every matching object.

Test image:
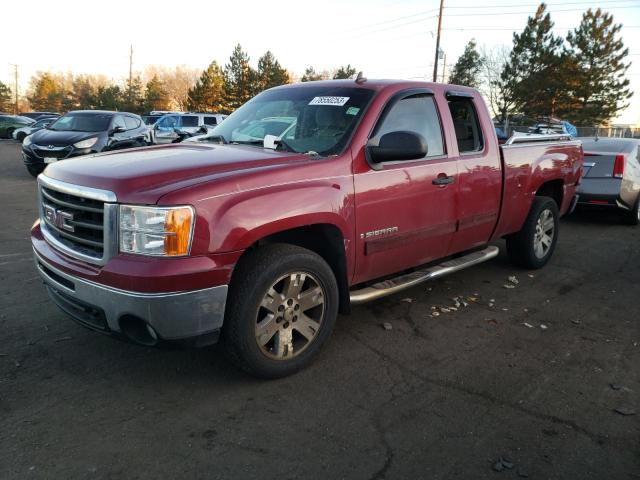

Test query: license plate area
[44,157,57,164]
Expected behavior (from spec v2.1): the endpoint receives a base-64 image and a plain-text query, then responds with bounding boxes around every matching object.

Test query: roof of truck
[270,79,479,98]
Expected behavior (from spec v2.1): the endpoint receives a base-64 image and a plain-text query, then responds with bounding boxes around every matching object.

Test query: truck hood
[43,143,311,204]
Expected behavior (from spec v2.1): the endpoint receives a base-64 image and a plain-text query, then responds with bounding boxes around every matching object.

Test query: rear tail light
[613,154,625,178]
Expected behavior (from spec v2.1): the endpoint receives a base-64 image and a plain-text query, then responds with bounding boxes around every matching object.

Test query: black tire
[6,128,15,139]
[16,132,26,142]
[623,198,640,226]
[223,243,339,378]
[506,196,559,269]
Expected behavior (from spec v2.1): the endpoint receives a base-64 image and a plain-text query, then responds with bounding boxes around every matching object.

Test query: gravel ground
[0,139,638,479]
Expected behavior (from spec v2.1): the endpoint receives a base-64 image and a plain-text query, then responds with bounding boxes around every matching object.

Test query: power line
[344,0,636,34]
[442,25,640,31]
[341,1,638,39]
[344,15,437,38]
[444,4,639,16]
[348,7,439,32]
[444,0,637,9]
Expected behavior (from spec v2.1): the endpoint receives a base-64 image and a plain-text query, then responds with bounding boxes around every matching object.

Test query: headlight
[23,135,32,146]
[119,205,195,256]
[73,137,98,149]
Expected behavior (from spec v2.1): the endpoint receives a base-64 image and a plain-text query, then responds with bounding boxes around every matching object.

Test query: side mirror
[367,131,428,163]
[110,126,125,135]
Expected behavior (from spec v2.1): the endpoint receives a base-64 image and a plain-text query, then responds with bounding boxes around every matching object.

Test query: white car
[151,113,227,144]
[12,117,56,142]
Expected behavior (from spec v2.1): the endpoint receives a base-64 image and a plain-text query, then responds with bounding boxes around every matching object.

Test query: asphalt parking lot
[0,139,638,479]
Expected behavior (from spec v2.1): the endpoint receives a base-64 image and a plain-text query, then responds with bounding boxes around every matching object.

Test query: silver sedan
[577,137,640,225]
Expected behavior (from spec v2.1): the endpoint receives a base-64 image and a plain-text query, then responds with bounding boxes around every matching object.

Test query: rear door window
[112,115,127,130]
[124,116,140,130]
[448,98,484,153]
[204,116,218,126]
[374,94,444,158]
[180,116,199,127]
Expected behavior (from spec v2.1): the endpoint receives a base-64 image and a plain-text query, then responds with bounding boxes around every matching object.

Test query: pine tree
[565,8,632,125]
[225,44,258,111]
[27,73,65,111]
[122,76,144,113]
[257,51,290,91]
[187,62,227,113]
[301,67,324,82]
[0,81,12,112]
[448,40,484,88]
[71,75,98,110]
[333,65,357,79]
[501,3,564,118]
[95,85,123,111]
[145,75,172,112]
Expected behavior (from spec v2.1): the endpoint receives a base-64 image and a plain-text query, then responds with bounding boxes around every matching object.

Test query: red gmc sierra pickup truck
[31,79,583,377]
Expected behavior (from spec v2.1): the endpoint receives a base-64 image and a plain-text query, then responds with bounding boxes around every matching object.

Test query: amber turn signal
[164,207,194,256]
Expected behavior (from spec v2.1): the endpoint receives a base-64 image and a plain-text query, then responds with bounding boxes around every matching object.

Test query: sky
[2,0,639,124]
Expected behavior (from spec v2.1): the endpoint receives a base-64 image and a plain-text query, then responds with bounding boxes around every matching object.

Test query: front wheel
[16,132,26,142]
[223,244,339,378]
[506,196,559,269]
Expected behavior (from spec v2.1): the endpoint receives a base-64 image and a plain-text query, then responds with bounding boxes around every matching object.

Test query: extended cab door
[445,92,502,253]
[353,91,459,284]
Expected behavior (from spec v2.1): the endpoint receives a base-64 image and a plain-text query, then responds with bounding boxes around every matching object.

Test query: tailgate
[583,154,617,178]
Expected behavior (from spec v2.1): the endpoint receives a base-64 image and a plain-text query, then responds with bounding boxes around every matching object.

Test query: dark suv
[23,110,148,177]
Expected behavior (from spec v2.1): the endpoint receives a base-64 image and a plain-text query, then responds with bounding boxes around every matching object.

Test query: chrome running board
[349,246,499,305]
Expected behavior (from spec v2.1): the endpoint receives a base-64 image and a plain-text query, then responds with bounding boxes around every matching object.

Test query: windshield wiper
[205,134,227,144]
[275,137,296,153]
[232,140,263,146]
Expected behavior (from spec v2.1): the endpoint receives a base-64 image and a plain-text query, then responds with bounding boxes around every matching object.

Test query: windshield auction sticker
[308,96,350,106]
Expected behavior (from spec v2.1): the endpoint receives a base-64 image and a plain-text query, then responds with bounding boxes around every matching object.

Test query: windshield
[33,118,52,128]
[49,113,112,132]
[198,86,375,155]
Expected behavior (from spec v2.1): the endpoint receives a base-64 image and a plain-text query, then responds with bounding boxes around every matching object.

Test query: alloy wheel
[533,209,555,259]
[255,272,325,360]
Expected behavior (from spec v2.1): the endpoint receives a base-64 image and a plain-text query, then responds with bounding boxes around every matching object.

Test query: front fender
[197,179,355,253]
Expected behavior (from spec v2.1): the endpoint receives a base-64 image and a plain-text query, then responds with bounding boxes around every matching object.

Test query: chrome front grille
[38,175,118,265]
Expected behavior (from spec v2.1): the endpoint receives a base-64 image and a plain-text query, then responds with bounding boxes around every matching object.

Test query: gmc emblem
[43,204,75,232]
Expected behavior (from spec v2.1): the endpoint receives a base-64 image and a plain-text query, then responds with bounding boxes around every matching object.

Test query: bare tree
[143,65,200,111]
[479,45,515,123]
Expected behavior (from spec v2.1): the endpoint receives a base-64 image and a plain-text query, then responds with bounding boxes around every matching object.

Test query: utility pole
[432,0,444,82]
[9,63,18,114]
[441,54,447,83]
[128,45,133,104]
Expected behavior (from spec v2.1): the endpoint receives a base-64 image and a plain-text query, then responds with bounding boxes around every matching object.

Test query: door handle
[432,174,455,186]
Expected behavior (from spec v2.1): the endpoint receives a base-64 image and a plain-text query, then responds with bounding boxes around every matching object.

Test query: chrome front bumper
[34,250,227,343]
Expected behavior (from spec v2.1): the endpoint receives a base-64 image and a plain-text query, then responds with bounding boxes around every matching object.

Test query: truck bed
[492,134,583,239]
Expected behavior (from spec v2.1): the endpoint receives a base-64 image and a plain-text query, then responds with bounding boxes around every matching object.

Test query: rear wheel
[623,198,640,226]
[6,128,15,139]
[506,196,559,269]
[223,244,339,378]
